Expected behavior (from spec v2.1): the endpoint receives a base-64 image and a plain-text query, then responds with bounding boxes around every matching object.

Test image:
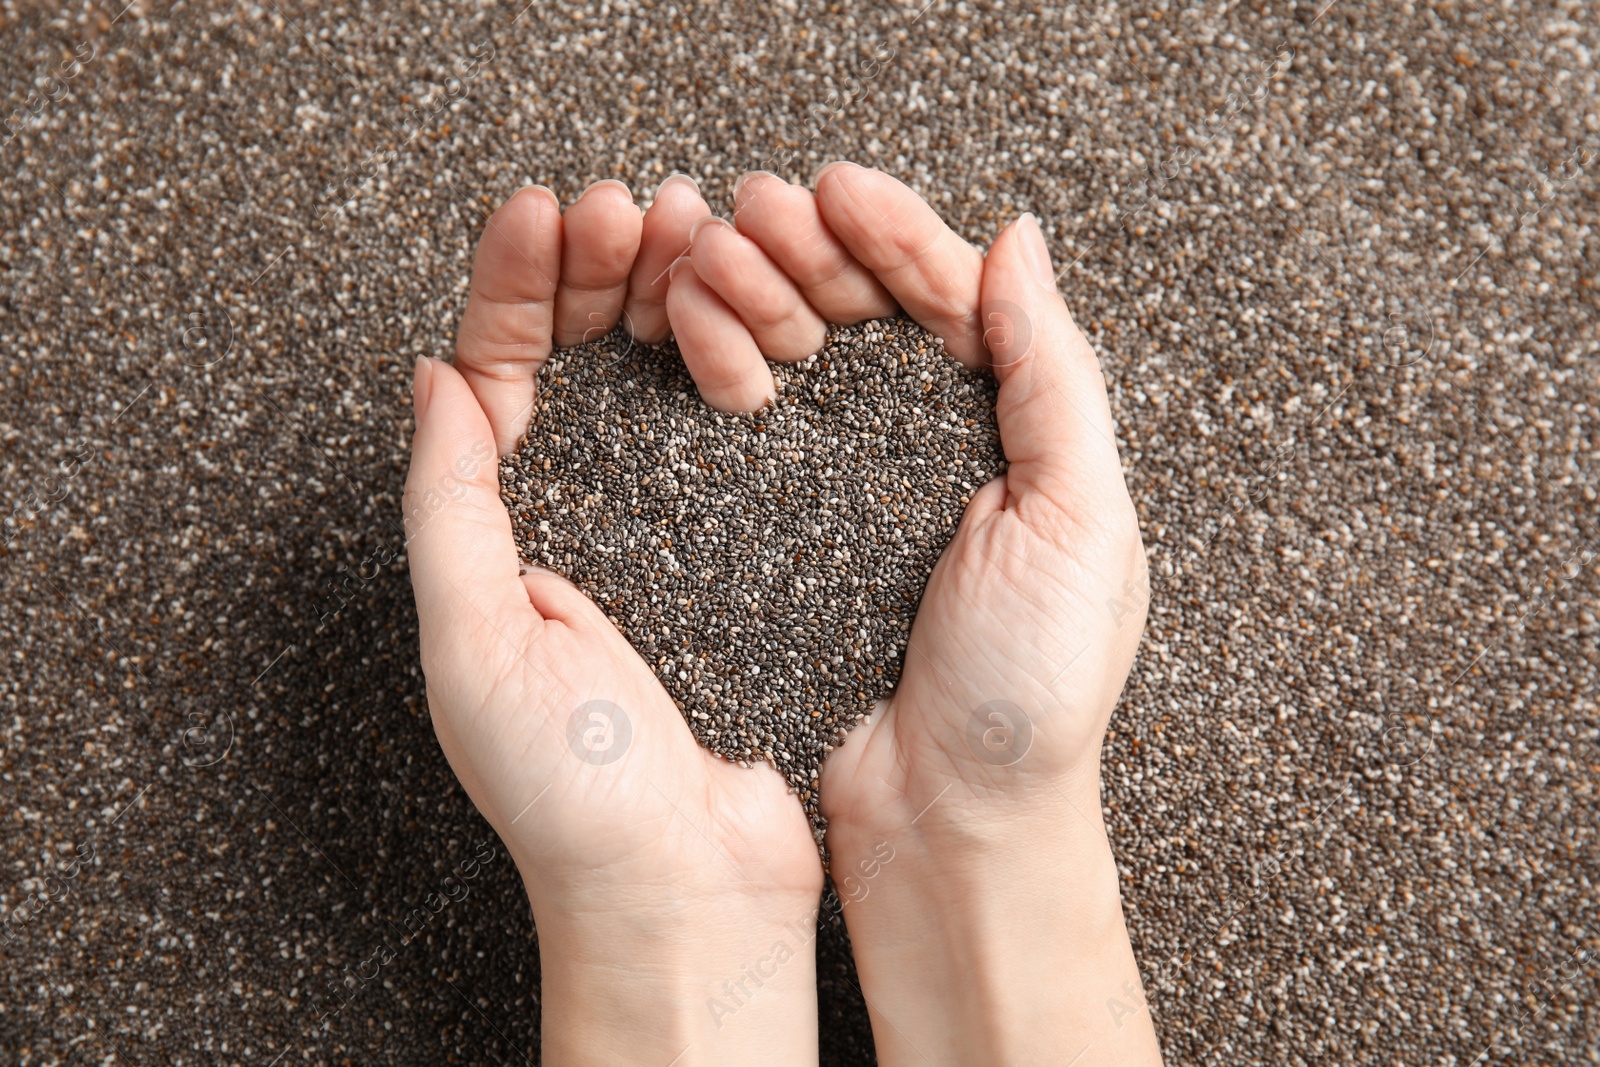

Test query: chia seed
[500,317,1006,837]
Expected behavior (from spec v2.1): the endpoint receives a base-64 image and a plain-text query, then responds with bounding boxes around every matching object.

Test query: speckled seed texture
[5,0,1600,1064]
[501,320,1003,833]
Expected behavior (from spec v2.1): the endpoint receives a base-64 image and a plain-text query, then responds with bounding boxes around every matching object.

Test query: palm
[820,481,1147,828]
[428,600,819,899]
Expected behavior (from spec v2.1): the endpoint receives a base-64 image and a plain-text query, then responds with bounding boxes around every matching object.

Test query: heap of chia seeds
[500,317,1006,833]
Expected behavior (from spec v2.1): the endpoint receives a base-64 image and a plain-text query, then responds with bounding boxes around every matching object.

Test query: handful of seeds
[500,317,1006,833]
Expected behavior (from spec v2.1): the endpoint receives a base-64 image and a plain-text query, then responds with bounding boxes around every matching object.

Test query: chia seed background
[2,1,1597,1064]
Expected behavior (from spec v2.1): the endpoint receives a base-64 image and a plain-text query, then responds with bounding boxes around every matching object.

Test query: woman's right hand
[721,164,1165,1066]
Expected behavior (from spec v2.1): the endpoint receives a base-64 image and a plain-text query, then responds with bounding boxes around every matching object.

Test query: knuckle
[741,289,806,334]
[796,246,858,292]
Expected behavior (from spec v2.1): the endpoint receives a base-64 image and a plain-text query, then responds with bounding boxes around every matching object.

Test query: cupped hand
[817,196,1148,860]
[739,164,1163,1066]
[702,164,1146,801]
[673,162,1142,815]
[409,177,826,1065]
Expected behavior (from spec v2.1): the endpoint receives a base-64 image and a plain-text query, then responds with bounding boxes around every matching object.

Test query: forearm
[532,886,821,1066]
[830,779,1162,1067]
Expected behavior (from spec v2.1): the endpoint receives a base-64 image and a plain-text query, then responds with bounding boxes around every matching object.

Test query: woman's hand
[732,165,1164,1066]
[407,177,827,1066]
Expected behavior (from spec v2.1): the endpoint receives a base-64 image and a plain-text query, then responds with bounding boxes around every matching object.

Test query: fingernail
[810,159,856,189]
[733,170,778,208]
[689,215,733,242]
[659,172,701,196]
[1018,213,1056,290]
[413,357,436,423]
[667,255,693,281]
[580,177,631,199]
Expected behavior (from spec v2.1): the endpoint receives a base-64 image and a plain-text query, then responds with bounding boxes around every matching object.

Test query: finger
[625,175,711,344]
[665,259,776,412]
[981,214,1123,505]
[688,216,826,362]
[454,186,563,455]
[553,180,644,348]
[813,163,986,367]
[518,566,608,628]
[405,357,539,672]
[731,170,895,324]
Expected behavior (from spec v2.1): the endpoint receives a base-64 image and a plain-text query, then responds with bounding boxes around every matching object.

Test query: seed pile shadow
[500,318,1005,835]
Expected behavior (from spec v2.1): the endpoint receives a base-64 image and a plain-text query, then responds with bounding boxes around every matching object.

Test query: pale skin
[404,165,1164,1065]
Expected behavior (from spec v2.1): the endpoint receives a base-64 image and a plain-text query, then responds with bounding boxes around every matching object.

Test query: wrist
[826,765,1111,907]
[530,880,822,1066]
[826,773,1162,1066]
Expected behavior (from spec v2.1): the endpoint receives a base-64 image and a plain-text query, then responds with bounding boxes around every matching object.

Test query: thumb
[404,357,537,666]
[455,186,562,456]
[980,215,1124,505]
